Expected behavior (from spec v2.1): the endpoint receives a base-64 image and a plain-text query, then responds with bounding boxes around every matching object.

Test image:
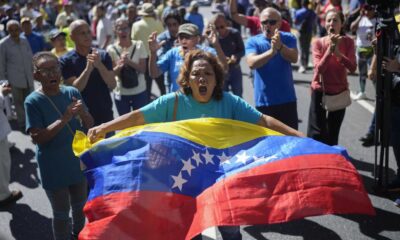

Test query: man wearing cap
[49,29,72,58]
[20,17,46,54]
[60,20,116,127]
[246,8,299,129]
[0,20,34,131]
[131,3,164,100]
[149,23,227,92]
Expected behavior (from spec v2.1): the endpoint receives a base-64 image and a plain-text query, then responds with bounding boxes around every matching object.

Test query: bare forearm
[97,63,116,89]
[213,43,228,72]
[247,50,276,69]
[69,69,91,91]
[258,115,304,137]
[79,111,94,130]
[100,110,145,133]
[31,117,71,145]
[280,45,298,63]
[149,52,162,78]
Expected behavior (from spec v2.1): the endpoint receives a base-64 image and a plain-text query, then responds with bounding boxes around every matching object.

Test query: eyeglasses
[37,66,61,77]
[261,19,278,26]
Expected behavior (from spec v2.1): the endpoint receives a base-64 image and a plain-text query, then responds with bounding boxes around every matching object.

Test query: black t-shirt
[60,49,114,125]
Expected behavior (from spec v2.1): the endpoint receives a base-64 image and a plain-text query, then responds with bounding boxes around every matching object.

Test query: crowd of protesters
[0,0,400,239]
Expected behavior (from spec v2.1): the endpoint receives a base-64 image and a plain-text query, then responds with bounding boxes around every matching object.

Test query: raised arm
[87,109,146,143]
[148,32,164,79]
[228,0,248,27]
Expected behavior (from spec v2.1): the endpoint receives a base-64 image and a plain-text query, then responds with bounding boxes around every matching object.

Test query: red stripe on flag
[79,154,374,240]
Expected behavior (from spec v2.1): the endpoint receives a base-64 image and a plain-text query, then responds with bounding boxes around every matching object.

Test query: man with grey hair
[246,7,299,129]
[60,20,116,127]
[0,20,34,131]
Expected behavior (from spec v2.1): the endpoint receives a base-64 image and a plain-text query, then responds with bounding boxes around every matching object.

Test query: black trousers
[307,90,346,146]
[256,101,299,130]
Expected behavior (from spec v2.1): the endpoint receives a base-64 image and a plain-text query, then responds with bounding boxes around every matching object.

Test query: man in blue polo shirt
[60,20,116,127]
[20,17,46,54]
[246,7,299,129]
[149,23,227,93]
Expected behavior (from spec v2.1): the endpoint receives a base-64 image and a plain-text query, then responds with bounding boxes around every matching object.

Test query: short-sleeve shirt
[60,49,114,126]
[157,45,217,92]
[24,86,86,190]
[141,91,262,124]
[245,32,297,107]
[106,40,148,96]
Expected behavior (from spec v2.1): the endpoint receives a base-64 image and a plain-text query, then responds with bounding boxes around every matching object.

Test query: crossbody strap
[36,90,74,135]
[113,42,137,60]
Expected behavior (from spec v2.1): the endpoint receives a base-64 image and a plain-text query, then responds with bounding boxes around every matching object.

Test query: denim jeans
[114,91,149,116]
[224,66,243,98]
[45,181,87,240]
[357,50,373,93]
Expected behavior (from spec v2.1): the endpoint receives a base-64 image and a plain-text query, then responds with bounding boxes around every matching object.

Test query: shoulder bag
[320,74,352,112]
[113,43,138,89]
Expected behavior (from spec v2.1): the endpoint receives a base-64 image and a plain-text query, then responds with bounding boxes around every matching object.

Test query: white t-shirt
[356,16,376,48]
[96,17,113,49]
[107,40,149,96]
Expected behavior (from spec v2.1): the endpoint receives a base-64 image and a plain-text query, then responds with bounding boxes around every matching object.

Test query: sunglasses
[261,19,278,26]
[37,66,61,77]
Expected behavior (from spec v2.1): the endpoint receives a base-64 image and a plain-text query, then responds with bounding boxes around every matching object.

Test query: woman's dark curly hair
[177,49,225,100]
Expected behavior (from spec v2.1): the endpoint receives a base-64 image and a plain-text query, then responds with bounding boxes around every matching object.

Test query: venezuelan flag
[73,118,375,240]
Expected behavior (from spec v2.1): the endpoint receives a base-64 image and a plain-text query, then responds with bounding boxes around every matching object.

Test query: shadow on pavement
[10,146,39,189]
[244,219,342,240]
[0,203,52,240]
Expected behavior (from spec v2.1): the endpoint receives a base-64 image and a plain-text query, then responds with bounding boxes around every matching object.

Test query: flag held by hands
[74,118,375,240]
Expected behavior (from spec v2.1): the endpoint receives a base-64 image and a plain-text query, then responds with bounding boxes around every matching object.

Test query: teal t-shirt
[24,86,86,190]
[140,91,262,124]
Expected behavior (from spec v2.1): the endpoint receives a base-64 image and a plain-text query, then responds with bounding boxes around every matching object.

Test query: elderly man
[149,23,227,92]
[131,3,164,100]
[0,20,34,131]
[246,7,299,129]
[60,20,116,127]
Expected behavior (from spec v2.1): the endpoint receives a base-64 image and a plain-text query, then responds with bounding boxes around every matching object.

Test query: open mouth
[50,79,58,84]
[199,86,207,96]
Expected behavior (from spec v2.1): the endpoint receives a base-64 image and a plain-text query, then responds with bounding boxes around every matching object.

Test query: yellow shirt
[131,17,164,55]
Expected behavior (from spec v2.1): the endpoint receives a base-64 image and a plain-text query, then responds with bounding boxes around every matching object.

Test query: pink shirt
[311,36,357,94]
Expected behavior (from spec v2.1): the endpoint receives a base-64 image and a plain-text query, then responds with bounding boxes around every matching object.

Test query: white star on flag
[203,149,215,165]
[219,152,231,165]
[191,150,203,166]
[235,151,250,164]
[171,172,187,191]
[181,158,195,176]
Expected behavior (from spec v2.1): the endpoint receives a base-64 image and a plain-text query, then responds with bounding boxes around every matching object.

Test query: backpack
[113,44,138,89]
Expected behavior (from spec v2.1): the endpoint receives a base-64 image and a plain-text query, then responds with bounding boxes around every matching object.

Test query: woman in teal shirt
[88,50,303,239]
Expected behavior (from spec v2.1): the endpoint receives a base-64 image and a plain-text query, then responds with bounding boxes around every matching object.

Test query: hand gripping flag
[73,118,375,240]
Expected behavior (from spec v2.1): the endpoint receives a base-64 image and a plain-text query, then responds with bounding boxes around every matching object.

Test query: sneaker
[0,190,23,208]
[395,198,400,207]
[353,92,367,100]
[387,178,400,192]
[298,66,306,73]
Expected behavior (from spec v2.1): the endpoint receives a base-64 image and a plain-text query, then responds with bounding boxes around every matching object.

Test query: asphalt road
[1,6,400,240]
